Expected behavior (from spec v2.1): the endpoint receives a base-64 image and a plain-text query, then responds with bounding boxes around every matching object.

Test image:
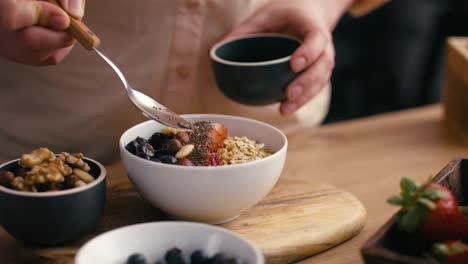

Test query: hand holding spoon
[50,0,192,131]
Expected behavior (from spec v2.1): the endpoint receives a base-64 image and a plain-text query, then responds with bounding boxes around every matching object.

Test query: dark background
[325,0,468,123]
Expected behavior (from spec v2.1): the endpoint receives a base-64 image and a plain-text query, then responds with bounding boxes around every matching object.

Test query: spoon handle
[50,0,101,50]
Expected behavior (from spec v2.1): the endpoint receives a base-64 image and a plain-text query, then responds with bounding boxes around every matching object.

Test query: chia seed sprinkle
[188,121,213,166]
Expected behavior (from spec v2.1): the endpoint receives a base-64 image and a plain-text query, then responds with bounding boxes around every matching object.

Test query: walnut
[11,176,36,192]
[7,148,96,192]
[11,176,25,190]
[25,159,72,184]
[58,152,90,172]
[19,148,55,168]
[48,158,73,176]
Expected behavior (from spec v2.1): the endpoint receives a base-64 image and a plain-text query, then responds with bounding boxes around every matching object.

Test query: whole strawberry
[433,241,468,264]
[387,177,468,241]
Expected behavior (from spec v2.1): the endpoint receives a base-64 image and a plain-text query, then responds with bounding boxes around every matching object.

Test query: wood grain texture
[1,105,468,264]
[223,181,367,263]
[16,178,366,264]
[443,37,468,145]
[50,0,101,50]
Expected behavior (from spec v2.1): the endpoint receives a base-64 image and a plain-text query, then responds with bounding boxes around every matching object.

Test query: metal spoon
[51,1,192,131]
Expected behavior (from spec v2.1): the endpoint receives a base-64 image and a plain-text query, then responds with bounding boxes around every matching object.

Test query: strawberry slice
[388,178,468,241]
[433,241,468,264]
[208,123,228,151]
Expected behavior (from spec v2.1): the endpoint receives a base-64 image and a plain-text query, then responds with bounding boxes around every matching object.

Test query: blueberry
[151,157,162,163]
[137,152,151,160]
[149,132,171,149]
[135,137,149,145]
[159,155,177,164]
[165,247,185,264]
[125,140,139,154]
[136,143,155,158]
[210,253,226,264]
[224,258,238,264]
[154,149,172,158]
[127,253,147,264]
[190,250,208,264]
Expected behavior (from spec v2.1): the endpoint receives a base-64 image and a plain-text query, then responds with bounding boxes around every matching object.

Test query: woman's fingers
[1,0,70,31]
[59,0,86,18]
[290,28,329,73]
[19,26,74,51]
[46,46,74,65]
[281,41,334,115]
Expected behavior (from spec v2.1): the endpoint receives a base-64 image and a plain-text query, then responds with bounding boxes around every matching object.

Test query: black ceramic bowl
[0,158,106,246]
[211,33,301,105]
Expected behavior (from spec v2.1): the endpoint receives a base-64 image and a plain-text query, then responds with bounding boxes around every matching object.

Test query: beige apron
[0,0,330,164]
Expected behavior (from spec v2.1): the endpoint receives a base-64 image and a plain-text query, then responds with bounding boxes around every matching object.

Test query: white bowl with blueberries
[75,221,264,264]
[119,114,287,224]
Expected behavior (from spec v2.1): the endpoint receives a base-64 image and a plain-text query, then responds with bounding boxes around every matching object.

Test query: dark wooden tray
[361,159,468,264]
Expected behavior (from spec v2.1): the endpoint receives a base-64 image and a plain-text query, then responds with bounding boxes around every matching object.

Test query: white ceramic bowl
[119,114,287,224]
[75,222,264,264]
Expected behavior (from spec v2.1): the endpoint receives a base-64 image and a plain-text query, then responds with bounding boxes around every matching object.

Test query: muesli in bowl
[119,114,287,223]
[125,121,273,167]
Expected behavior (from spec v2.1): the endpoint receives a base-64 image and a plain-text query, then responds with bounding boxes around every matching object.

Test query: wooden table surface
[1,104,468,264]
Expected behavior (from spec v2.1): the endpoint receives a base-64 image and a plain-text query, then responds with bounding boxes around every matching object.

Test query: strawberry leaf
[433,243,451,257]
[401,177,419,194]
[423,189,448,200]
[417,197,436,209]
[397,206,421,233]
[387,195,404,206]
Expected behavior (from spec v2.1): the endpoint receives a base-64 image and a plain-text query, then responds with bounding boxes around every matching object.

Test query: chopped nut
[5,148,96,192]
[161,127,180,135]
[75,180,86,188]
[11,176,25,191]
[63,175,79,189]
[25,158,71,184]
[0,171,15,188]
[58,152,90,172]
[176,158,194,166]
[175,132,190,144]
[166,139,182,153]
[73,169,94,184]
[175,144,194,159]
[19,148,55,168]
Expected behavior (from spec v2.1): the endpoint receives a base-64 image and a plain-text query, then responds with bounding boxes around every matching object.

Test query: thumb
[3,1,70,31]
[59,0,85,18]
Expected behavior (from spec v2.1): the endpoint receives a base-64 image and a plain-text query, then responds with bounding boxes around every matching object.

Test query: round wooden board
[223,179,367,263]
[19,177,366,264]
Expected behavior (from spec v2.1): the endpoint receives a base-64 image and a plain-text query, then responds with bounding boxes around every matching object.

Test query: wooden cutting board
[19,170,366,264]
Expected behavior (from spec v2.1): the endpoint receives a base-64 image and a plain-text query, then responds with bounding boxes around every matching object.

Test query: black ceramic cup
[210,33,301,105]
[0,158,106,246]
